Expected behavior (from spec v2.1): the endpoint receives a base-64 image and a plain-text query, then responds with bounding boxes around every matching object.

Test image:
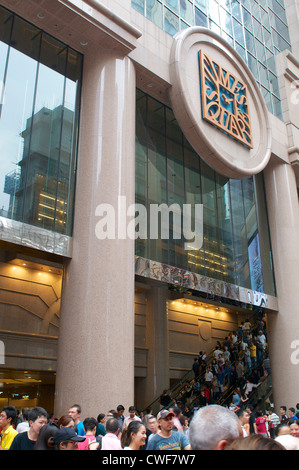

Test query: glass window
[229,179,250,288]
[200,160,221,279]
[258,62,269,89]
[235,42,246,63]
[184,137,204,275]
[166,108,187,269]
[271,28,291,52]
[233,18,245,46]
[269,71,279,96]
[270,12,290,43]
[218,0,230,9]
[263,27,274,51]
[208,0,219,24]
[0,17,40,223]
[216,173,235,283]
[23,34,67,232]
[242,177,264,292]
[244,29,256,55]
[260,85,273,114]
[195,0,206,13]
[260,5,271,30]
[147,96,168,264]
[272,94,283,121]
[147,0,163,28]
[221,31,234,47]
[135,90,148,258]
[133,0,145,14]
[242,6,252,31]
[164,6,180,35]
[231,0,242,21]
[247,53,259,82]
[219,6,233,36]
[268,0,288,24]
[209,19,221,35]
[135,90,276,294]
[165,0,179,14]
[180,0,194,24]
[57,48,81,236]
[255,39,266,64]
[130,0,290,120]
[195,7,208,26]
[0,7,82,235]
[266,54,277,74]
[251,1,261,21]
[252,17,263,42]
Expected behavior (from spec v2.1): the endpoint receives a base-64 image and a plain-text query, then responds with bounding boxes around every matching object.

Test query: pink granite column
[263,158,299,410]
[54,50,136,418]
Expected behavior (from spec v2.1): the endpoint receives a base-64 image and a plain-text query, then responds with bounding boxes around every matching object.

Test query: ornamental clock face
[199,50,253,149]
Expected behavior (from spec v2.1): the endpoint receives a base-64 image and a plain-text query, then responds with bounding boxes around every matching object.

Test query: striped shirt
[269,413,280,428]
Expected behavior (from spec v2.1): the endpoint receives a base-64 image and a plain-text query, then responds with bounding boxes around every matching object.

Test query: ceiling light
[37,12,45,19]
[80,40,88,46]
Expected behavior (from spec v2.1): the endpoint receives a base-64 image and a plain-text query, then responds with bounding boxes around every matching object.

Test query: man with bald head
[189,405,243,450]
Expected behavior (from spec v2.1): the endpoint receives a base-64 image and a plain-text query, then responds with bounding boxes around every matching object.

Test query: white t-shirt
[205,371,213,382]
[16,422,29,433]
[214,349,223,360]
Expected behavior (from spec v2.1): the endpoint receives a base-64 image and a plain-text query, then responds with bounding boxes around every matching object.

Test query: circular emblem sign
[169,27,272,178]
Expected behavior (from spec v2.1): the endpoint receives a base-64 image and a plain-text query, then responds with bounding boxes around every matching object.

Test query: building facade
[0,0,298,418]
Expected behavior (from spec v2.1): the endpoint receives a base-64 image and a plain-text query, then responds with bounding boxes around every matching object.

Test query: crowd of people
[1,314,298,451]
[185,315,270,412]
[1,399,299,451]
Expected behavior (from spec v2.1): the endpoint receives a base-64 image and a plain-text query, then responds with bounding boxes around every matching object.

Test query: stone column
[54,50,136,418]
[142,283,170,412]
[263,158,299,410]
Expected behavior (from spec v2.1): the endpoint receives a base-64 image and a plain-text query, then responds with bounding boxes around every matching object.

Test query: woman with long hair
[34,423,58,450]
[121,421,146,450]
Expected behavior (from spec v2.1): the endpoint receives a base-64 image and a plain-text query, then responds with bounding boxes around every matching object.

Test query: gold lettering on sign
[199,50,253,148]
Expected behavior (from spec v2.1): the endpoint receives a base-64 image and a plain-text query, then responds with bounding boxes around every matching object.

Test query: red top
[255,417,267,434]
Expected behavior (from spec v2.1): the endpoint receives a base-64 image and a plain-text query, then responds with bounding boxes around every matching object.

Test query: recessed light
[37,12,45,19]
[80,40,88,46]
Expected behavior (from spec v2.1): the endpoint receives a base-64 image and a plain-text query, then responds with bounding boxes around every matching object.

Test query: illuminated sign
[199,50,253,149]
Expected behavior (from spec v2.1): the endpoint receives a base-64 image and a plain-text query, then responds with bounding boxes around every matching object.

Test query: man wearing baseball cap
[146,410,191,450]
[53,427,86,450]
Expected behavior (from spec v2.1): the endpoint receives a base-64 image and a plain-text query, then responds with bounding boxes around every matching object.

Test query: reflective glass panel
[135,90,276,294]
[132,0,292,120]
[0,7,82,235]
[147,0,163,28]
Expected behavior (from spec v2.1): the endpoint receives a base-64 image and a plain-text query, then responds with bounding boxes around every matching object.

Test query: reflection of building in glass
[135,90,269,292]
[6,105,74,233]
[3,169,21,218]
[133,0,291,119]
